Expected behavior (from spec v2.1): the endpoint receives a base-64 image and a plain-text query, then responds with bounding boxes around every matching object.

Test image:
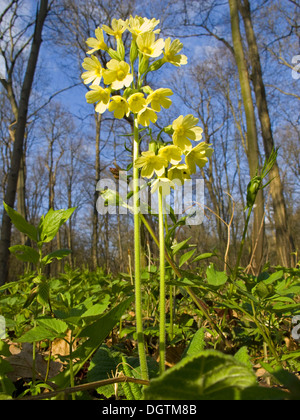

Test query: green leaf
[263,270,284,285]
[9,245,39,265]
[17,318,68,342]
[192,252,214,263]
[42,249,72,265]
[261,364,300,400]
[3,202,37,242]
[81,298,110,319]
[272,302,300,314]
[37,281,50,306]
[179,249,196,267]
[52,296,134,389]
[171,237,192,255]
[0,357,15,397]
[121,355,142,400]
[121,356,135,400]
[240,385,289,400]
[206,264,228,287]
[234,346,252,370]
[254,281,271,299]
[87,345,122,399]
[39,207,76,244]
[0,341,11,358]
[143,350,257,400]
[23,288,38,309]
[37,318,68,335]
[182,328,205,359]
[17,327,59,343]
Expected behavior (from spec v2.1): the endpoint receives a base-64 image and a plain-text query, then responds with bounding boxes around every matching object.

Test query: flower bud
[147,58,164,73]
[163,124,174,135]
[107,48,121,61]
[142,85,153,95]
[148,140,158,153]
[246,176,261,208]
[139,55,149,75]
[117,38,125,61]
[130,40,138,63]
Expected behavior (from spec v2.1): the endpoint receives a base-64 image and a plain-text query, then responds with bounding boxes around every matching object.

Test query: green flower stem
[133,115,149,381]
[233,206,252,279]
[69,333,76,400]
[169,284,174,340]
[139,213,228,344]
[158,186,166,374]
[229,206,253,298]
[231,299,281,366]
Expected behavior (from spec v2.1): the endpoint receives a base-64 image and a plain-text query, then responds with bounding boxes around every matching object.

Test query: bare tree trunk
[238,0,295,267]
[9,124,27,245]
[0,0,49,285]
[67,185,73,268]
[228,0,265,274]
[17,153,27,245]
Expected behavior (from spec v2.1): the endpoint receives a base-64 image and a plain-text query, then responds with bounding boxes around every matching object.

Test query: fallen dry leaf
[4,341,62,382]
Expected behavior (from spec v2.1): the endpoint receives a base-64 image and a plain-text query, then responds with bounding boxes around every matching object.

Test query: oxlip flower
[137,107,157,127]
[81,55,103,85]
[172,114,203,152]
[151,177,175,195]
[103,60,133,90]
[167,164,191,185]
[185,142,214,174]
[108,96,130,119]
[85,85,110,114]
[86,27,108,54]
[134,151,168,178]
[158,145,182,165]
[146,88,173,112]
[136,32,165,58]
[128,92,147,113]
[163,38,187,67]
[102,18,127,39]
[126,16,160,38]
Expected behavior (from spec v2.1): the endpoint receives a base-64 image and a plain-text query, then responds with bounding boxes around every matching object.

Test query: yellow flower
[85,85,110,114]
[86,27,108,54]
[81,55,103,85]
[102,18,127,39]
[126,16,160,38]
[163,38,187,67]
[146,88,173,112]
[137,107,157,127]
[128,92,146,113]
[167,164,191,185]
[185,142,214,174]
[158,145,182,165]
[172,114,203,152]
[108,95,130,119]
[134,151,168,178]
[136,32,165,58]
[103,59,133,90]
[151,177,175,195]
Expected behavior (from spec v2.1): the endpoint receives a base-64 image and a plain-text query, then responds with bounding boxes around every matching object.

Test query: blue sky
[1,0,299,218]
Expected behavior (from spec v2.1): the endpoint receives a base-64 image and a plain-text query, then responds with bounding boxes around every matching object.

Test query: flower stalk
[133,115,149,381]
[158,186,166,374]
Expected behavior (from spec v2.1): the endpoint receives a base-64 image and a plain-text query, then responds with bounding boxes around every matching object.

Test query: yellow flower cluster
[135,114,213,190]
[81,16,187,125]
[82,16,213,192]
